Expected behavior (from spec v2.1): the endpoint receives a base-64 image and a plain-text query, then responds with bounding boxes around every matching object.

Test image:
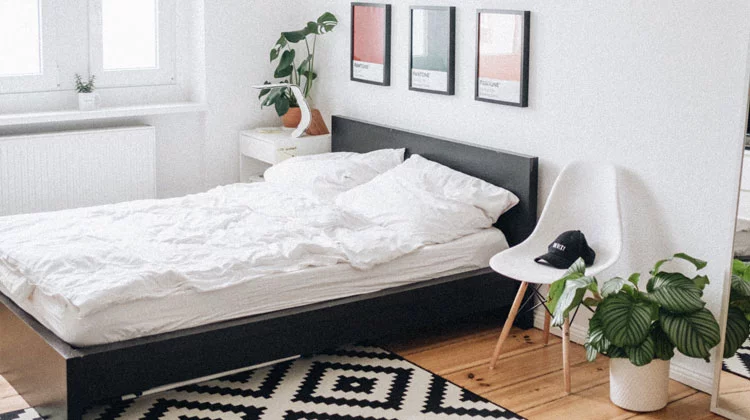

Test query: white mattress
[1,228,508,346]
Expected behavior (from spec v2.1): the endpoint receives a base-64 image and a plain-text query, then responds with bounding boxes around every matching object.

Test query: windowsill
[0,102,208,127]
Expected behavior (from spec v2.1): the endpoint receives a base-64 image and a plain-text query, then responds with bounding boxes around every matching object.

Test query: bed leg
[0,303,73,419]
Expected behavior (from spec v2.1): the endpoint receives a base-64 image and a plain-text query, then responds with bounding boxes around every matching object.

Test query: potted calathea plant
[258,12,337,134]
[723,259,750,358]
[549,253,720,412]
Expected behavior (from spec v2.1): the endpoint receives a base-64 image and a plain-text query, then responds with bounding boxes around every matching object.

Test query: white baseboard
[531,309,714,393]
[669,362,713,393]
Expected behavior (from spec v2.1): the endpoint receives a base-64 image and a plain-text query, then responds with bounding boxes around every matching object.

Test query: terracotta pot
[280,107,330,136]
[609,358,670,412]
[281,107,301,128]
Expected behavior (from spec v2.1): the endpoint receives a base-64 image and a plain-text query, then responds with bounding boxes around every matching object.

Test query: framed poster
[409,6,455,95]
[475,10,530,107]
[351,3,391,86]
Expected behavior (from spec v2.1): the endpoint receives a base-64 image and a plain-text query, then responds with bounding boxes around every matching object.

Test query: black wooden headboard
[331,116,538,246]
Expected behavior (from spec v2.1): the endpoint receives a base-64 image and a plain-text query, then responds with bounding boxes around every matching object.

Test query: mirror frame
[710,57,750,419]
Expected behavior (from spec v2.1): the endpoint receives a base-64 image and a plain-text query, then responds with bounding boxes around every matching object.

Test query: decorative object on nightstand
[238,127,331,183]
[75,73,100,111]
[258,11,338,135]
[253,83,312,138]
[487,161,623,396]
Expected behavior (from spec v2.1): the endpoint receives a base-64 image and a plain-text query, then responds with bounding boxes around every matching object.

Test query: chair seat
[489,243,615,285]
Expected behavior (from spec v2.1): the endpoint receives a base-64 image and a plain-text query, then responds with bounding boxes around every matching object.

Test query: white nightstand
[238,127,332,182]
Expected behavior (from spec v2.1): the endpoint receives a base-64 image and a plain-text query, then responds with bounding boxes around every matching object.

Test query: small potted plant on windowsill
[75,74,100,111]
[549,253,720,412]
[258,12,337,136]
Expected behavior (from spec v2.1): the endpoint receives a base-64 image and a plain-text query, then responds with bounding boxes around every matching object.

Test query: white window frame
[0,0,61,94]
[88,0,177,88]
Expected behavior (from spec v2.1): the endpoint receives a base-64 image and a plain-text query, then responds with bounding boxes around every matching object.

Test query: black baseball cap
[534,230,596,269]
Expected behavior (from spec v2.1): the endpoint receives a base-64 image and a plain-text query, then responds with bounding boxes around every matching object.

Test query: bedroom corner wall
[301,0,750,391]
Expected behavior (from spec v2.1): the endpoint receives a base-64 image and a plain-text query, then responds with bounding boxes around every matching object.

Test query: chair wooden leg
[489,282,529,370]
[562,316,571,394]
[543,309,551,346]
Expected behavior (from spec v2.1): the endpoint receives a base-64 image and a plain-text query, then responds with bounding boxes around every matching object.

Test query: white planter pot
[78,92,101,111]
[610,358,670,412]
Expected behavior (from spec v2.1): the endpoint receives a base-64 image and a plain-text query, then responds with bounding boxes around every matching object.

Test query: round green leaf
[661,308,720,361]
[724,306,750,358]
[551,276,595,327]
[732,274,750,297]
[652,325,675,361]
[647,272,705,314]
[625,335,655,366]
[598,292,654,347]
[585,311,610,362]
[601,277,633,298]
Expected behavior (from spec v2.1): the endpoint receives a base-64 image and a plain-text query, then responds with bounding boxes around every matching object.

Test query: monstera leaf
[274,50,296,78]
[317,12,338,33]
[660,308,721,361]
[598,292,655,348]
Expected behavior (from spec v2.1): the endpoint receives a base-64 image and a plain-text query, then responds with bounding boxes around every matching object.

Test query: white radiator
[0,126,156,216]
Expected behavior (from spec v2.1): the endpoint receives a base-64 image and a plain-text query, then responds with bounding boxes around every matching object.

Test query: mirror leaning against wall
[712,77,750,419]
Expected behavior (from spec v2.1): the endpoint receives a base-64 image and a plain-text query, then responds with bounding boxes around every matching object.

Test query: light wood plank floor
[384,323,724,420]
[0,323,725,419]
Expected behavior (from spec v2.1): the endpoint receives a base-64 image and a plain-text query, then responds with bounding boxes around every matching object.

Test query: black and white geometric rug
[724,337,750,381]
[0,344,523,420]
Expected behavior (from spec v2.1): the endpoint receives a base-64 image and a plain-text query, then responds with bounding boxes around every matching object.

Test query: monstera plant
[548,253,721,411]
[259,12,338,118]
[724,259,750,358]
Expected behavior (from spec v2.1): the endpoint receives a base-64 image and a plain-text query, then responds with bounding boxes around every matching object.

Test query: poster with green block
[409,6,455,95]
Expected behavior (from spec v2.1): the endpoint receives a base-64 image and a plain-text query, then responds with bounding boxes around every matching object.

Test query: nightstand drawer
[240,135,276,164]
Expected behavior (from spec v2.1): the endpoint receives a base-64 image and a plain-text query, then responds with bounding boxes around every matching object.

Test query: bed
[0,116,538,419]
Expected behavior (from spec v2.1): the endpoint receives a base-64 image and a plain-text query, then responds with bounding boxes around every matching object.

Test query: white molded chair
[487,161,622,393]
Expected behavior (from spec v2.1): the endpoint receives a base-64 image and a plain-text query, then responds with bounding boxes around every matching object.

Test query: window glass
[0,0,42,77]
[102,0,158,70]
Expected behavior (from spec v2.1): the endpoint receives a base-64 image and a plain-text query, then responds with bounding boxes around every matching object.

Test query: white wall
[302,0,750,391]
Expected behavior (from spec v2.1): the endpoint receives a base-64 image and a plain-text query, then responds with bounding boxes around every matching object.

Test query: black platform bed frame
[0,116,538,419]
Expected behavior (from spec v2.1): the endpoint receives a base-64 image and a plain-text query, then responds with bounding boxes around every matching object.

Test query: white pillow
[336,155,519,243]
[263,149,405,200]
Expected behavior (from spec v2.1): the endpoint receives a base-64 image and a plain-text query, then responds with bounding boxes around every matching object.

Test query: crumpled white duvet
[0,183,459,317]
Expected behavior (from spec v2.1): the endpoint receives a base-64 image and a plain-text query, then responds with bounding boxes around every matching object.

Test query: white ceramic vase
[78,92,101,111]
[609,358,670,412]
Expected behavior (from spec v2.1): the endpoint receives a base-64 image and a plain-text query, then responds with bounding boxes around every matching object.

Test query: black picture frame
[475,9,530,107]
[350,3,392,86]
[409,6,456,95]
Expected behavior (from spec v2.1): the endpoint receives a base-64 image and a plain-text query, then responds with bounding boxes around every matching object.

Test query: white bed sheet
[0,228,508,346]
